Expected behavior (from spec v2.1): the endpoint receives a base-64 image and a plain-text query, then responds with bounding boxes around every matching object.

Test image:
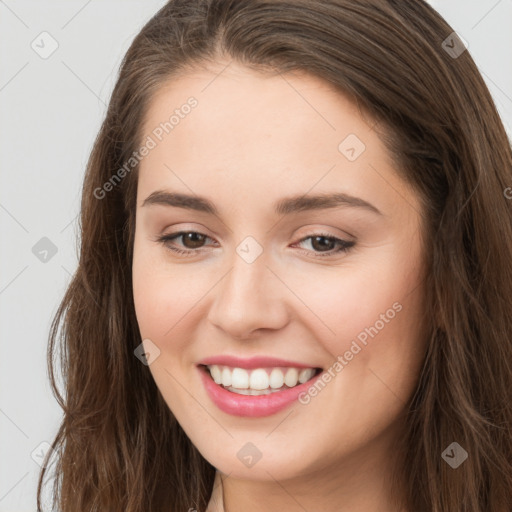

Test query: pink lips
[197,356,323,417]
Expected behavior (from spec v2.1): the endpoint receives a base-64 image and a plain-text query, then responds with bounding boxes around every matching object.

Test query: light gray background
[1,1,511,510]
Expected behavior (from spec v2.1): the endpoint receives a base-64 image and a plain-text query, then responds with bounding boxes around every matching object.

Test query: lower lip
[198,365,322,417]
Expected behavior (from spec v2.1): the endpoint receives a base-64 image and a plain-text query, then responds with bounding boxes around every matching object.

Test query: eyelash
[155,231,355,259]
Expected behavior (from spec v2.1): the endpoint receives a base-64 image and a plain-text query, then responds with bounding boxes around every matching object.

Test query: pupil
[312,236,333,252]
[184,233,205,248]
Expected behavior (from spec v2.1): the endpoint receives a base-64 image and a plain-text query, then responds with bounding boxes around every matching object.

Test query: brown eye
[179,232,207,249]
[309,235,337,252]
[293,233,355,258]
[156,231,216,256]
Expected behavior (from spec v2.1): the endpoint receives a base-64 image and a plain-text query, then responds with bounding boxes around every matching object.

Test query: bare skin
[132,61,427,512]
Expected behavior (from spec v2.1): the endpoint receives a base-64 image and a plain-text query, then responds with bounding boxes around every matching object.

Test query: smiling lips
[197,355,323,417]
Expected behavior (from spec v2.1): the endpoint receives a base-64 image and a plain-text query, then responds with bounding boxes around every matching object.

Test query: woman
[37,0,512,511]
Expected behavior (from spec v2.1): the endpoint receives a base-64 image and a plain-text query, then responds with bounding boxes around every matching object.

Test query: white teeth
[231,368,249,389]
[210,365,222,384]
[206,364,318,392]
[269,368,284,389]
[249,368,269,390]
[284,368,299,387]
[298,368,315,384]
[221,367,232,387]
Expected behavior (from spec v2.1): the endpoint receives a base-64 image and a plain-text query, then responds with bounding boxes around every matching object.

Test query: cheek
[292,274,425,454]
[132,237,168,338]
[293,266,405,345]
[303,257,426,377]
[132,259,204,412]
[133,269,187,340]
[132,251,214,357]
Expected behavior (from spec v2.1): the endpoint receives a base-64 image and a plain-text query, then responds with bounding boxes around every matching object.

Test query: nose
[206,250,290,340]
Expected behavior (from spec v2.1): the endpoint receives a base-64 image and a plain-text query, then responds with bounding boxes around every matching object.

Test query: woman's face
[132,62,428,482]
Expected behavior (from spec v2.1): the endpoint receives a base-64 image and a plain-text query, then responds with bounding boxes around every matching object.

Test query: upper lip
[197,355,322,369]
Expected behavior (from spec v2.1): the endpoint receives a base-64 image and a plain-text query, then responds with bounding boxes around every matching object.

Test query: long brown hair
[37,1,512,510]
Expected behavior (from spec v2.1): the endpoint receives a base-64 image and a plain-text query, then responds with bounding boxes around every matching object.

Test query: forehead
[142,62,371,146]
[137,62,420,221]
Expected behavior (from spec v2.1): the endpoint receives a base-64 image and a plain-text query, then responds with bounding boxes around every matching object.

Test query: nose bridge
[207,243,288,338]
[228,246,270,300]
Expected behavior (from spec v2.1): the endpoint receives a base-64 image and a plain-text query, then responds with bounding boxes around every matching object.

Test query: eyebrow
[141,190,382,216]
